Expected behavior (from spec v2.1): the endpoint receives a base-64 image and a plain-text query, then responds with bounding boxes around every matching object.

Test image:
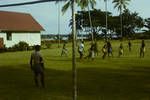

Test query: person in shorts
[78,41,84,59]
[30,45,45,88]
[140,40,146,58]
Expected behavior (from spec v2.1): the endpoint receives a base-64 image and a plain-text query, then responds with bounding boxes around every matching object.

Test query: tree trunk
[58,2,60,48]
[105,0,108,41]
[120,7,123,39]
[71,0,77,100]
[88,5,94,41]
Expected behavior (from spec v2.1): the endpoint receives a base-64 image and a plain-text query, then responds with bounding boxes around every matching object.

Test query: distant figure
[85,43,95,60]
[140,40,145,58]
[61,43,68,56]
[102,44,107,59]
[93,41,99,56]
[30,45,45,88]
[118,43,124,57]
[107,41,113,57]
[78,41,84,59]
[128,40,132,52]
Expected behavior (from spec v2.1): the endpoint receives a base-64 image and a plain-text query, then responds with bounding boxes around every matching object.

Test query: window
[6,32,12,41]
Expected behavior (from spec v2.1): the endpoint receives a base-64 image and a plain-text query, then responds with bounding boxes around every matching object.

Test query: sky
[0,0,149,34]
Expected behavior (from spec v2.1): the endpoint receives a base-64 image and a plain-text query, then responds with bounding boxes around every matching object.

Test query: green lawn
[0,40,150,100]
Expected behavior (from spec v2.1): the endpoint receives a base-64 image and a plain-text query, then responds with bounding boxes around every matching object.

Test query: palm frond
[61,1,71,14]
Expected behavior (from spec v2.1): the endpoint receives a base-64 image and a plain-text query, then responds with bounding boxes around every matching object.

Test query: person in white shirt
[78,41,84,59]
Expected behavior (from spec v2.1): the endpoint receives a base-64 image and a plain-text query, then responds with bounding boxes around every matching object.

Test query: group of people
[78,41,99,60]
[78,39,146,60]
[29,39,146,88]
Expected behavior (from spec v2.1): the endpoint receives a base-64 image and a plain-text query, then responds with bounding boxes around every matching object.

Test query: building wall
[0,33,41,47]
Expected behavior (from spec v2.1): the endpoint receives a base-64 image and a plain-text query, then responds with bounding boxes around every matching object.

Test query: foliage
[144,18,150,31]
[74,9,144,39]
[7,41,30,51]
[122,9,144,37]
[135,31,150,39]
[61,0,96,14]
[112,0,130,12]
[41,40,52,49]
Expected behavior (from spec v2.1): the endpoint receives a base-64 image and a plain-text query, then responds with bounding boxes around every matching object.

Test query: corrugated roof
[0,11,44,32]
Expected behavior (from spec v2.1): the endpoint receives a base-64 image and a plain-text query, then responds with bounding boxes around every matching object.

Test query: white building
[0,11,44,48]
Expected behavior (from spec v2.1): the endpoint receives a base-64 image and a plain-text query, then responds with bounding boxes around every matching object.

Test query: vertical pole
[71,0,77,100]
[120,8,123,39]
[88,5,94,41]
[58,2,60,48]
[105,0,108,40]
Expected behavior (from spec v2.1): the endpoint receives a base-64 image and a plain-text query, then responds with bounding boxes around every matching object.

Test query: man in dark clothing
[61,43,68,56]
[140,40,146,58]
[30,45,45,88]
[118,43,124,57]
[128,40,132,52]
[107,41,113,57]
[102,44,107,59]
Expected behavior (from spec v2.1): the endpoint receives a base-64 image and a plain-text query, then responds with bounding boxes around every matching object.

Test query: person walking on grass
[30,45,45,88]
[78,41,84,59]
[61,43,68,56]
[128,40,132,52]
[85,43,95,61]
[107,41,113,57]
[118,43,124,57]
[102,44,107,59]
[93,41,99,56]
[140,40,145,58]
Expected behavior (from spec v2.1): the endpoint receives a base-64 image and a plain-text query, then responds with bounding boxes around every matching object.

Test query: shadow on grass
[78,67,150,100]
[0,64,150,100]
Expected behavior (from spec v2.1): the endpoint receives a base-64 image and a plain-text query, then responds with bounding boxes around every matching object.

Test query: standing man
[61,42,68,56]
[30,45,45,88]
[140,40,146,58]
[78,41,84,59]
[118,43,124,57]
[128,40,132,52]
[107,41,113,57]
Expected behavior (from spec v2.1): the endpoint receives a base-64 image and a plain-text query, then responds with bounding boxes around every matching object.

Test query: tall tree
[71,0,77,100]
[62,0,96,41]
[112,0,130,38]
[62,0,96,14]
[104,0,108,40]
[145,18,150,31]
[61,0,96,100]
[122,9,144,37]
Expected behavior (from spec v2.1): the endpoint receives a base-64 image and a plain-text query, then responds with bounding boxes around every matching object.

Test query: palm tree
[62,0,96,41]
[104,0,108,40]
[61,0,96,100]
[57,2,61,48]
[112,0,130,38]
[71,0,77,99]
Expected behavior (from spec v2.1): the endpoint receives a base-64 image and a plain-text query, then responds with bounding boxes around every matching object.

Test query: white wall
[0,33,41,47]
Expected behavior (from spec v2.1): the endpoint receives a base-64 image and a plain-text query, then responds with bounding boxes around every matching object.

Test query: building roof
[0,11,44,32]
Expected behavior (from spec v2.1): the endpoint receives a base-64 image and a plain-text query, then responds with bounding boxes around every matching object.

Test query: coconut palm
[62,0,96,41]
[104,0,108,40]
[62,0,96,13]
[61,1,96,100]
[112,0,130,38]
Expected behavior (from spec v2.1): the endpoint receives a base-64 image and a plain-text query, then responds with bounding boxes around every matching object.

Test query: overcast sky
[0,0,149,34]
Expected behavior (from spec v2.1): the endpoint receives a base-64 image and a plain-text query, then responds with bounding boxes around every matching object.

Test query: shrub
[11,41,29,51]
[41,40,52,49]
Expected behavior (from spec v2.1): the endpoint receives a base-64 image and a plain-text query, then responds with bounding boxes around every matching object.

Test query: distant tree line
[70,9,150,40]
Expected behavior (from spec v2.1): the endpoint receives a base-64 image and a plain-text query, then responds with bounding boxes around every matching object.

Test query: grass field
[0,40,150,100]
